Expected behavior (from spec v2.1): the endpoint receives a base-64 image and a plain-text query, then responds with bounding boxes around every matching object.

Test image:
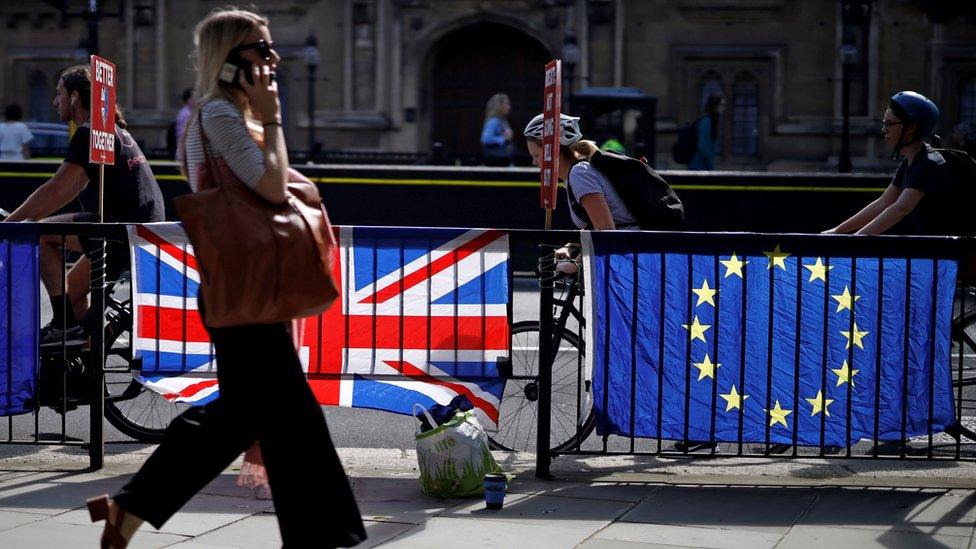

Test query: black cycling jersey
[65,125,165,223]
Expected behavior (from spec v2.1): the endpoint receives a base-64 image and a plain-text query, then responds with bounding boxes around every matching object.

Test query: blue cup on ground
[483,473,506,509]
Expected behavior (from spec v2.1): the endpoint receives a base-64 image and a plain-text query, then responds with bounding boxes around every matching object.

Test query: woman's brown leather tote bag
[174,114,338,328]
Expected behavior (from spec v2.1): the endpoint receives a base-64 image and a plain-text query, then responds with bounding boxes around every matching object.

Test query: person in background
[481,93,514,167]
[173,88,195,162]
[949,122,976,158]
[689,92,725,171]
[84,8,366,548]
[600,137,626,155]
[0,104,33,160]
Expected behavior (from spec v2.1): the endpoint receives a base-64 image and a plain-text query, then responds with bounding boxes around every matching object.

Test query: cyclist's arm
[579,193,616,230]
[5,162,88,222]
[825,184,900,234]
[856,187,923,235]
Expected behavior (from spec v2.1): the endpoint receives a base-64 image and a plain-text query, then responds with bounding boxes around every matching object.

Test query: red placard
[540,59,561,210]
[89,55,117,165]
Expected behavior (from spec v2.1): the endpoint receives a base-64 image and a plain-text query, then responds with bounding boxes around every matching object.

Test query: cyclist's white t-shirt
[0,121,33,160]
[183,100,265,192]
[566,161,638,229]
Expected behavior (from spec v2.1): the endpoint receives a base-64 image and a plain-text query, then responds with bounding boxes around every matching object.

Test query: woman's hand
[240,64,280,124]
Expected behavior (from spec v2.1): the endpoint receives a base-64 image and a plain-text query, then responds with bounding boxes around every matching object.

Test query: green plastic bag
[414,404,502,498]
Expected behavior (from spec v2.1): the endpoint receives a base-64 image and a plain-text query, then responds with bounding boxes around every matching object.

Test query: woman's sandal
[86,495,129,549]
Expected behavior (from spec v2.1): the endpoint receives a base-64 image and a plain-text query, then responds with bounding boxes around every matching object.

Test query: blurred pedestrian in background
[600,136,626,155]
[481,92,514,166]
[689,92,725,171]
[949,121,976,157]
[0,104,33,160]
[168,88,194,161]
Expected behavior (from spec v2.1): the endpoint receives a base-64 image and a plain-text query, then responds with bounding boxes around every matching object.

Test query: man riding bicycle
[4,64,165,347]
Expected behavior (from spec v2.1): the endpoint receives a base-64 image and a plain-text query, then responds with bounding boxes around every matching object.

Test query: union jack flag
[128,224,218,406]
[127,224,511,428]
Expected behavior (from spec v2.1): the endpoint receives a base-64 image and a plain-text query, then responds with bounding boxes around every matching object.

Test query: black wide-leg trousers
[113,320,366,548]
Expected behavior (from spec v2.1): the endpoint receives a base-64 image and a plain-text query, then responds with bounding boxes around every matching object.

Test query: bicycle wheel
[489,320,595,452]
[952,293,976,421]
[102,315,190,442]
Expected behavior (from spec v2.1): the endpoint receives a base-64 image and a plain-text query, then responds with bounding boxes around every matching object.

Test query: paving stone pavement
[0,445,974,548]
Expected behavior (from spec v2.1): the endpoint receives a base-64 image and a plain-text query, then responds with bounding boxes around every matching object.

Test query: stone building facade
[2,0,975,170]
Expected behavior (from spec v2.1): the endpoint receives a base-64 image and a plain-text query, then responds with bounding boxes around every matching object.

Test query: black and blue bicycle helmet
[889,91,940,139]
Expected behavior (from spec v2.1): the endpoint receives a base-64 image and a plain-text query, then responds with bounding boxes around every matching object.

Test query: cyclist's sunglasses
[230,40,276,60]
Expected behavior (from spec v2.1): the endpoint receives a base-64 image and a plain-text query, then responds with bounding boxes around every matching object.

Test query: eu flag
[583,232,958,447]
[0,234,38,416]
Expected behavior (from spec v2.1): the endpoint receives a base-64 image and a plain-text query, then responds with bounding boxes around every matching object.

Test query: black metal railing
[4,224,975,476]
[529,230,976,471]
[0,222,133,469]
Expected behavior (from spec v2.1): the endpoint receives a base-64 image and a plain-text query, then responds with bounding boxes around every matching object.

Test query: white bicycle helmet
[523,113,584,146]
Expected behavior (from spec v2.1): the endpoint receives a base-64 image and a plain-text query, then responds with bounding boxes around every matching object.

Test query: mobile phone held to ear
[218,61,252,87]
[218,60,274,88]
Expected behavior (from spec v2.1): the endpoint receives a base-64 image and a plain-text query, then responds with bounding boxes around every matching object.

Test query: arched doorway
[427,23,550,164]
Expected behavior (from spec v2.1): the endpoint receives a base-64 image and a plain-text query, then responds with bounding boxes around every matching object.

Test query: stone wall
[2,0,974,171]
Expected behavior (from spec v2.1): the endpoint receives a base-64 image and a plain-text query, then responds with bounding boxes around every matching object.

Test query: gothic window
[961,74,976,137]
[675,46,778,165]
[732,74,759,156]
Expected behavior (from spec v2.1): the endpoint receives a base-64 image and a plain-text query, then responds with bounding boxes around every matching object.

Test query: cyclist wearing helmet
[524,113,638,230]
[825,91,951,235]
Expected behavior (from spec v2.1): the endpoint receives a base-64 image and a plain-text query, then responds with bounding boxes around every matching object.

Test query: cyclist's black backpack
[671,117,701,165]
[931,147,976,236]
[567,150,685,230]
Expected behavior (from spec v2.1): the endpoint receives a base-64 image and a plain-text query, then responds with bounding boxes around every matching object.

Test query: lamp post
[839,43,859,173]
[303,33,321,160]
[562,32,581,113]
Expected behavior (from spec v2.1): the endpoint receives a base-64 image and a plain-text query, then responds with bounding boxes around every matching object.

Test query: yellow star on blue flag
[692,279,717,307]
[803,257,833,283]
[840,322,869,350]
[763,244,790,270]
[831,286,860,313]
[682,316,711,342]
[719,254,748,278]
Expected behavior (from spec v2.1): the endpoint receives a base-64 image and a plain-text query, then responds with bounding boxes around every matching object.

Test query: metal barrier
[0,223,132,470]
[529,230,976,470]
[6,224,973,477]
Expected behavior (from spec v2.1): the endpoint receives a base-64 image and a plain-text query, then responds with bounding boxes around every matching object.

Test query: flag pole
[88,54,116,471]
[535,59,561,477]
[98,165,104,223]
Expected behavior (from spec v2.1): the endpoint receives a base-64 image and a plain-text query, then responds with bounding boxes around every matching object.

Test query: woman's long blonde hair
[180,8,268,174]
[527,135,600,165]
[192,8,268,112]
[484,93,510,124]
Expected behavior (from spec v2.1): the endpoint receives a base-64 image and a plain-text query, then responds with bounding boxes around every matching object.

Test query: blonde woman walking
[85,8,365,548]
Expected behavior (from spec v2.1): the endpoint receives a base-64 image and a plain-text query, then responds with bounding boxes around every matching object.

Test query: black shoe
[766,443,792,455]
[868,440,908,456]
[40,322,87,348]
[944,422,976,442]
[672,440,718,452]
